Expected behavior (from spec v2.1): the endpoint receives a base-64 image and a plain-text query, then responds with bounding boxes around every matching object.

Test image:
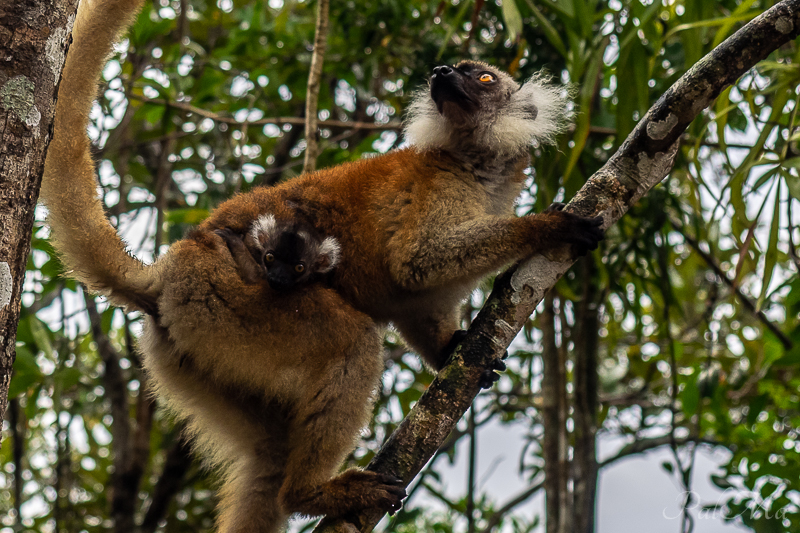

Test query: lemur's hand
[544,202,605,257]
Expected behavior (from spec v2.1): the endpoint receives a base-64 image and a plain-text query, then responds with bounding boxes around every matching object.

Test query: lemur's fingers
[479,358,507,389]
[371,473,407,515]
[213,227,241,244]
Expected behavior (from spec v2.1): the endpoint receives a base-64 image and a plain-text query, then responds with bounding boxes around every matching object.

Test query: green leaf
[711,0,759,48]
[746,395,768,426]
[55,366,83,391]
[711,474,735,490]
[714,87,732,150]
[682,380,700,415]
[563,39,605,183]
[523,0,567,58]
[783,168,800,201]
[757,181,781,311]
[28,316,53,357]
[571,0,592,39]
[166,208,211,225]
[666,13,757,41]
[9,345,43,399]
[501,0,523,43]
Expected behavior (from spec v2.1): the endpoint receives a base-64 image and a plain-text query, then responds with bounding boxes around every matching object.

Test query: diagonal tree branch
[314,2,800,531]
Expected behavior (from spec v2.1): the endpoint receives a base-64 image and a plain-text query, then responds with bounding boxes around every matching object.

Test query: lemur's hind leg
[278,349,406,518]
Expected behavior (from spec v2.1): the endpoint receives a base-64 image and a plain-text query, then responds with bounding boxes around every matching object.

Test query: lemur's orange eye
[479,73,495,83]
[265,253,275,263]
[295,263,305,273]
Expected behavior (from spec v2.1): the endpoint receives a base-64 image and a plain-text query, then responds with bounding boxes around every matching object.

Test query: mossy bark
[0,0,78,429]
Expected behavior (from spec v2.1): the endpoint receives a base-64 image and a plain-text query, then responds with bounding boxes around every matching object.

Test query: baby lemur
[40,0,602,530]
[215,213,341,291]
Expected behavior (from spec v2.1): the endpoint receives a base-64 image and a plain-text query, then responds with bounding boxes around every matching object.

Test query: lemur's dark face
[429,60,517,124]
[260,229,313,291]
[247,214,340,292]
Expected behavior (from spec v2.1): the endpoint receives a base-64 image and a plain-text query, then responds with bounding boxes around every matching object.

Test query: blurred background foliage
[3,0,800,532]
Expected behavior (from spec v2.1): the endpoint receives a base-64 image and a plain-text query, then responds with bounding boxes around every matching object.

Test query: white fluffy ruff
[404,72,572,155]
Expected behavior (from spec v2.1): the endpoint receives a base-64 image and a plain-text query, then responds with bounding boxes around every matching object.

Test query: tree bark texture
[540,295,564,533]
[573,257,600,533]
[302,0,330,173]
[314,1,800,531]
[0,0,78,428]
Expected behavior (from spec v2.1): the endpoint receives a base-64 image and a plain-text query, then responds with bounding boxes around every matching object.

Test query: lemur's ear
[249,214,278,248]
[315,237,341,273]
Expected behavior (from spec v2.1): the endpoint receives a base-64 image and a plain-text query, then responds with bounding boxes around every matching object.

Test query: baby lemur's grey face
[248,214,340,291]
[429,61,522,125]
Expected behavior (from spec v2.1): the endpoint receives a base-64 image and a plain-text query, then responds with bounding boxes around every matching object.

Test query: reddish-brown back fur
[202,147,580,368]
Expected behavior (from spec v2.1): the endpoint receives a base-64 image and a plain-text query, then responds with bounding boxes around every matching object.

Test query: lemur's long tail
[41,0,159,312]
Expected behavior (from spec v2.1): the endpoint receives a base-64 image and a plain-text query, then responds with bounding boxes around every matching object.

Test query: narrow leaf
[501,0,523,43]
[524,0,568,58]
[758,181,782,310]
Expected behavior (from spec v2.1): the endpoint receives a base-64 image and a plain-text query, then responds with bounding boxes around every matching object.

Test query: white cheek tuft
[402,87,451,152]
[493,72,573,150]
[249,214,277,250]
[317,236,341,272]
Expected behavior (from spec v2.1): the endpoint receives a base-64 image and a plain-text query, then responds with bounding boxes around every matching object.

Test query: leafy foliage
[3,1,800,532]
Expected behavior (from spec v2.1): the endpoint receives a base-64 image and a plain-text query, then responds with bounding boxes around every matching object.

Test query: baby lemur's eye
[295,263,305,273]
[478,73,495,83]
[265,252,275,263]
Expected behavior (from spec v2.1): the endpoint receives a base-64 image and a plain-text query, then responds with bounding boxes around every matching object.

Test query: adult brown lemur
[210,61,604,370]
[39,0,603,531]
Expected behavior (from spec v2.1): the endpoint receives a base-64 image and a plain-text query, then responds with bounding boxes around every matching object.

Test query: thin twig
[599,436,718,468]
[127,93,401,131]
[478,479,544,533]
[303,0,331,173]
[466,407,477,533]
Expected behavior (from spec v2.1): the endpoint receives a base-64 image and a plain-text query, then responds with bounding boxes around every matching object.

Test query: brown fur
[143,235,394,531]
[204,62,601,369]
[208,148,602,369]
[41,0,403,531]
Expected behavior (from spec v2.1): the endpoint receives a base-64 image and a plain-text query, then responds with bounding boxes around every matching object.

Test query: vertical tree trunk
[540,294,562,533]
[0,0,78,427]
[573,257,600,533]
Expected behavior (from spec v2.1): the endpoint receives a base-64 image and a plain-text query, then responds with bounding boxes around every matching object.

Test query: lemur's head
[404,60,571,156]
[247,214,340,292]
